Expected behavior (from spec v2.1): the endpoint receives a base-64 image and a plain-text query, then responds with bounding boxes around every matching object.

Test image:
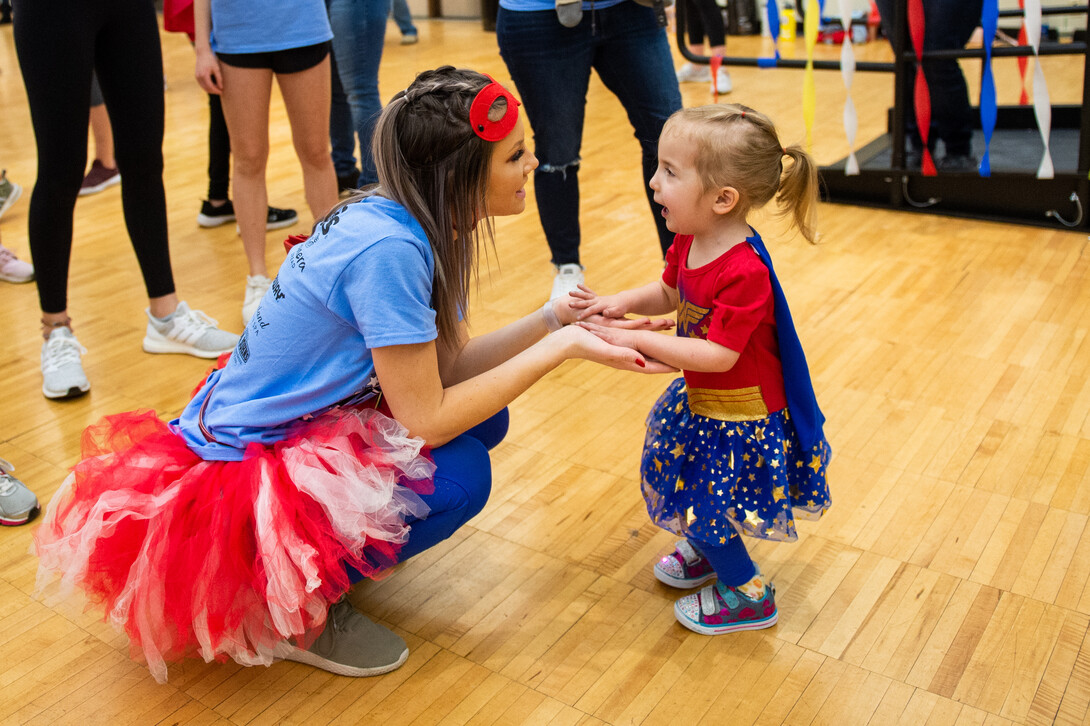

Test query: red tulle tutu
[34,407,434,683]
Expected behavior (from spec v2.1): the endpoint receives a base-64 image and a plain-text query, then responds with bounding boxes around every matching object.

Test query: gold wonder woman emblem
[677,299,709,336]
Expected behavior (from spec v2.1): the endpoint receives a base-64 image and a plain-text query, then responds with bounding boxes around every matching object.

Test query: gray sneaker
[274,599,408,677]
[0,169,22,220]
[0,457,40,526]
[142,301,239,358]
[41,326,91,399]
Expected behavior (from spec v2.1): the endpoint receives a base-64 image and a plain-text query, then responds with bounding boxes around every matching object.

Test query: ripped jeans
[497,3,682,265]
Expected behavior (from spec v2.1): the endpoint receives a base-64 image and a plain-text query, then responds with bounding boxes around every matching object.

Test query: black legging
[14,0,176,314]
[208,93,231,201]
[683,0,726,49]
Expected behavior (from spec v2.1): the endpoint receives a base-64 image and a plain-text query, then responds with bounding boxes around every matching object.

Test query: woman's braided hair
[665,104,819,243]
[342,67,505,342]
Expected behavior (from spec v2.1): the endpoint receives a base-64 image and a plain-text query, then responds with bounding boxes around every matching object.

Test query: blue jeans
[497,3,682,265]
[875,0,982,157]
[390,0,417,36]
[347,408,509,581]
[326,0,388,186]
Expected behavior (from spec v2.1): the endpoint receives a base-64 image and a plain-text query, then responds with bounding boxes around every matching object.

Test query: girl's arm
[577,322,739,374]
[373,326,674,446]
[192,0,223,94]
[436,298,673,385]
[568,281,677,320]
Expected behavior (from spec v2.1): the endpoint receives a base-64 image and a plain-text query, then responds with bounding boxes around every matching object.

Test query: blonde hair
[331,67,506,342]
[664,104,819,243]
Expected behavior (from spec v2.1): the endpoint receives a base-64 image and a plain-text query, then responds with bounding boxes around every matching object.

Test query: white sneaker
[713,67,733,94]
[142,302,239,358]
[0,243,34,283]
[41,327,90,399]
[676,62,711,83]
[242,275,272,325]
[550,263,585,301]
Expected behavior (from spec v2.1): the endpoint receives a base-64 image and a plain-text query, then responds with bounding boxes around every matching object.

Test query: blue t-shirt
[174,196,438,461]
[210,0,332,54]
[499,0,625,12]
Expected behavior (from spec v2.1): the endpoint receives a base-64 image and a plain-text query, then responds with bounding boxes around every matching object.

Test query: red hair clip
[469,76,520,142]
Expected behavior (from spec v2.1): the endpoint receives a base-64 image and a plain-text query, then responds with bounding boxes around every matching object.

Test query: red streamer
[908,0,936,175]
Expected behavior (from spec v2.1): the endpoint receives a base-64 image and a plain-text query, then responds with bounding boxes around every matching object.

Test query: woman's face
[485,119,537,217]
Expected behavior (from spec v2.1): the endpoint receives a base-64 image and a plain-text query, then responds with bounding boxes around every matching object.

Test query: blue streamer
[979,0,999,177]
[766,0,781,61]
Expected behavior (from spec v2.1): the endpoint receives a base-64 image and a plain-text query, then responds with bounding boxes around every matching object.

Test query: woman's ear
[712,186,740,215]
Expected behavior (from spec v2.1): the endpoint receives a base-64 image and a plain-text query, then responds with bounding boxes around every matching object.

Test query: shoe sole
[654,567,717,589]
[0,183,22,220]
[42,382,90,400]
[197,213,235,228]
[0,505,40,526]
[142,338,235,358]
[273,641,409,677]
[0,271,34,283]
[674,603,778,636]
[78,175,121,196]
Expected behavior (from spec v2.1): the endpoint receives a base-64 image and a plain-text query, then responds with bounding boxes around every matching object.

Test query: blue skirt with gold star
[640,377,831,544]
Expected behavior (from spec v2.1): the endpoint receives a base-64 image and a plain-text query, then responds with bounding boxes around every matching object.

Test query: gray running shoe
[142,301,239,358]
[0,169,22,220]
[41,326,90,400]
[274,599,408,677]
[0,457,39,526]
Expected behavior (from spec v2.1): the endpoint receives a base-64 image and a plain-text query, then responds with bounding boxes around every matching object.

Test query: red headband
[468,76,520,142]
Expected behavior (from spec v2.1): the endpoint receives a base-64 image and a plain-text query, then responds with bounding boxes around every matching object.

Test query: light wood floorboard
[0,16,1087,726]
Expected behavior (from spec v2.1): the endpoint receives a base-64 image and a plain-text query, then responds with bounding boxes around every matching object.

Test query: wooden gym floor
[0,15,1088,726]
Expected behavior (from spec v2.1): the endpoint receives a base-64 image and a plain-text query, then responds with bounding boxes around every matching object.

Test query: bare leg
[218,64,274,278]
[276,58,338,223]
[89,104,116,168]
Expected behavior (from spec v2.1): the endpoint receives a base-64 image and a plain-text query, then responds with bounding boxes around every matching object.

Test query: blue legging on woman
[347,407,508,580]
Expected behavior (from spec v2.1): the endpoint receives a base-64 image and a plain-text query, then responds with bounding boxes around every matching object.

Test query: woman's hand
[553,325,677,374]
[195,49,223,95]
[582,312,675,331]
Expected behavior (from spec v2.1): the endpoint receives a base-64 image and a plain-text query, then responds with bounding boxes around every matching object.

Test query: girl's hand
[553,325,677,374]
[583,312,675,332]
[567,284,630,320]
[195,49,223,95]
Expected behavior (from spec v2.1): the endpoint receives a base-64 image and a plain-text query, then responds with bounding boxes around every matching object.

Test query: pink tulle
[34,407,433,683]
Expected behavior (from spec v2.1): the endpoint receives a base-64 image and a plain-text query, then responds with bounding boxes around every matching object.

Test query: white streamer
[839,0,859,175]
[1024,0,1055,178]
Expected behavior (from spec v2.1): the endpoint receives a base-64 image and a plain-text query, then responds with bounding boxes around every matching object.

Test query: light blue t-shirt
[210,0,332,54]
[499,0,626,13]
[174,196,438,461]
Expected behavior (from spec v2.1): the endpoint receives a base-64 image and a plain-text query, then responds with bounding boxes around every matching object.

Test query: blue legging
[347,408,508,582]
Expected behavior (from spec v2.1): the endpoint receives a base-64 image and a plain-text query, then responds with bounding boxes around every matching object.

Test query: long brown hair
[665,104,819,243]
[334,67,506,342]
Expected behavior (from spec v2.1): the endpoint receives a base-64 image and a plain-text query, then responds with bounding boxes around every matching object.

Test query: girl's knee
[432,434,493,519]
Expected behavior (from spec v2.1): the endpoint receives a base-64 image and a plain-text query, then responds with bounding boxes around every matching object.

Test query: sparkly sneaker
[142,302,239,358]
[79,160,121,196]
[0,457,39,526]
[674,580,778,635]
[41,326,90,400]
[242,274,272,325]
[0,243,34,283]
[550,263,584,301]
[0,169,22,220]
[654,540,717,588]
[676,62,712,84]
[274,598,409,677]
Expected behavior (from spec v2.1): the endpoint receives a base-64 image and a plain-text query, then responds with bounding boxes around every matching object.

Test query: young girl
[572,104,831,635]
[33,67,672,683]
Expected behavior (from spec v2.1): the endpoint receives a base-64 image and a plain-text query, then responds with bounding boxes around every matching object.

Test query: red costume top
[663,234,787,420]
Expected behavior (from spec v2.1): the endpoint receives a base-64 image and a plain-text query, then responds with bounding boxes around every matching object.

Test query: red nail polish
[636,359,646,367]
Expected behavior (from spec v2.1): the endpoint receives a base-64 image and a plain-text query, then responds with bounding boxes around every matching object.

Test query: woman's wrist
[540,300,563,332]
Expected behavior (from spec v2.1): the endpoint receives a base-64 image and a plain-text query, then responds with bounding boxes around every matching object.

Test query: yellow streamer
[802,0,820,151]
